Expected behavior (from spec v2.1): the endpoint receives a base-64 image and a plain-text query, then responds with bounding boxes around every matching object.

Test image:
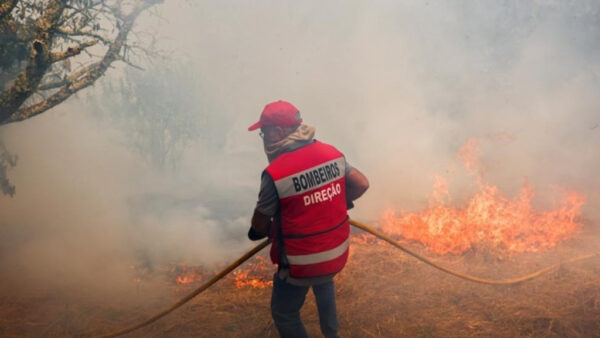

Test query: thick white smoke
[0,1,599,298]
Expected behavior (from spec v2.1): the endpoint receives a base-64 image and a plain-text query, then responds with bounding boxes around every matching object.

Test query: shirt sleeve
[255,172,279,217]
[345,160,352,175]
[344,159,355,210]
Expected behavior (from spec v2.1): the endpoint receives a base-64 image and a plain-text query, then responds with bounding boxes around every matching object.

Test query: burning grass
[0,224,599,337]
[1,139,597,337]
[340,225,600,338]
[381,138,586,256]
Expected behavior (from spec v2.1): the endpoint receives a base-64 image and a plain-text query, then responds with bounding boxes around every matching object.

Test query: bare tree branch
[0,0,67,122]
[3,0,163,125]
[0,0,163,125]
[55,27,112,44]
[37,80,68,91]
[50,39,98,62]
[119,56,145,70]
[0,0,18,20]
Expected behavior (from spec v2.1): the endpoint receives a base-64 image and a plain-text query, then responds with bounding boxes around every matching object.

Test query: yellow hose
[99,219,598,337]
[349,219,598,285]
[100,239,271,337]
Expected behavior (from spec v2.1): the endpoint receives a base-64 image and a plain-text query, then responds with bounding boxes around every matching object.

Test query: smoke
[0,100,257,298]
[1,1,599,299]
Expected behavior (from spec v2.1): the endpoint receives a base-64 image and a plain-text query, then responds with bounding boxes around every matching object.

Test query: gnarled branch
[3,0,163,125]
[50,39,98,62]
[55,26,112,44]
[0,0,66,122]
[0,0,18,20]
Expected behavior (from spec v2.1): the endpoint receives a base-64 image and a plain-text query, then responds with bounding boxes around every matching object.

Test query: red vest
[265,141,350,278]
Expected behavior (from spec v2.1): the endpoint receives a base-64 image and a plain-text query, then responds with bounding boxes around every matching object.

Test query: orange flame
[382,139,586,255]
[170,256,274,288]
[172,264,205,285]
[232,256,273,289]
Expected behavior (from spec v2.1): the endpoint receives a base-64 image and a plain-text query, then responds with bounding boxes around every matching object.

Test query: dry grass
[1,226,599,338]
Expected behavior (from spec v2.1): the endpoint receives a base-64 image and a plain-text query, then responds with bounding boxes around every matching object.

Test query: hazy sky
[0,1,599,296]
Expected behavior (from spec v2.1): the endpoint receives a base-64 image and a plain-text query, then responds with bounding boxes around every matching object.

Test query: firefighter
[248,100,369,338]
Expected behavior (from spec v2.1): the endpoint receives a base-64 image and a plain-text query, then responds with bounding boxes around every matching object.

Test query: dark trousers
[271,273,340,338]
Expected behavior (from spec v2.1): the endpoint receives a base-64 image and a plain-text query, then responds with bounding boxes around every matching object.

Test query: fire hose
[100,219,598,337]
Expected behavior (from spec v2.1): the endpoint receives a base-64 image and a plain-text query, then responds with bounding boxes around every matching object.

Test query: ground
[1,225,599,338]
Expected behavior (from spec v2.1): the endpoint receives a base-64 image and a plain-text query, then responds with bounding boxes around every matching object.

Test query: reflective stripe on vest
[274,157,345,200]
[286,238,349,265]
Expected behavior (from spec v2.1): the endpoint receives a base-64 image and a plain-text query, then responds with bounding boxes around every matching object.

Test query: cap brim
[248,121,262,131]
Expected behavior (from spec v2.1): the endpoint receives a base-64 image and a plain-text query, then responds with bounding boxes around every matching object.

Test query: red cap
[248,100,302,131]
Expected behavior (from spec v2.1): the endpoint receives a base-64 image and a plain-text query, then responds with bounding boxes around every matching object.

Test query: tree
[89,62,200,172]
[0,139,17,196]
[0,0,163,125]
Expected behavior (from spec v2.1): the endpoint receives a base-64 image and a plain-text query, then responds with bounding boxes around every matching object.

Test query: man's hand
[250,209,272,240]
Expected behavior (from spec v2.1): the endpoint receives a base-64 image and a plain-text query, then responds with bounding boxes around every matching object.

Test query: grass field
[1,225,599,338]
